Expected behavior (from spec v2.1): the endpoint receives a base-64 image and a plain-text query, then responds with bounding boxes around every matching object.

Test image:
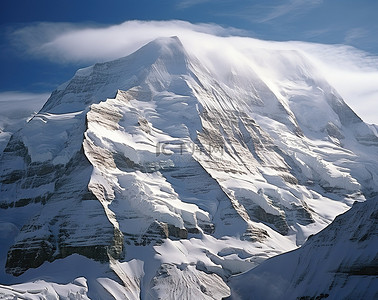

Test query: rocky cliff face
[0,36,377,298]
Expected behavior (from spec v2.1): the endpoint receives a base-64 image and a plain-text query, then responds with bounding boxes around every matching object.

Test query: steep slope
[0,93,46,154]
[0,36,377,298]
[228,197,378,299]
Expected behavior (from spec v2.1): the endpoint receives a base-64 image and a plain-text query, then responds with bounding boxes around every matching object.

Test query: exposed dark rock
[141,221,188,244]
[293,203,315,226]
[242,224,270,242]
[6,236,56,276]
[4,147,124,276]
[326,122,344,140]
[252,205,289,235]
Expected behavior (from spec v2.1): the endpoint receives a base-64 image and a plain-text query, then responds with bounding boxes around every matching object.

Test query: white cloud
[344,27,369,44]
[257,0,323,23]
[176,0,212,9]
[8,20,378,124]
[286,42,378,124]
[10,20,244,63]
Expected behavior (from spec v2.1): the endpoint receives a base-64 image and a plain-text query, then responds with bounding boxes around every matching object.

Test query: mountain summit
[0,36,377,299]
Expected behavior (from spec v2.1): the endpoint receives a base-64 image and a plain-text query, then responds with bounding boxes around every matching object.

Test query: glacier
[0,36,377,299]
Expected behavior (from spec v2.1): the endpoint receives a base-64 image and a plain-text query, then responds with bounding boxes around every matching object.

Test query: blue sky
[0,0,377,123]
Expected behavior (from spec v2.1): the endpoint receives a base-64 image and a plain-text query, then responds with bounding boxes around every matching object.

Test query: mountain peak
[40,36,190,113]
[0,36,377,298]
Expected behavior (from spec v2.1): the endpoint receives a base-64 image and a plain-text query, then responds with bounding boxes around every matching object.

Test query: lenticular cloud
[11,20,242,63]
[10,20,378,124]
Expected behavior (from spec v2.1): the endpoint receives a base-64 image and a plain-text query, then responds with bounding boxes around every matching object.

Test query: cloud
[256,0,323,23]
[10,20,245,63]
[176,0,212,9]
[302,28,331,39]
[344,27,369,44]
[203,1,322,27]
[285,42,378,124]
[8,20,378,124]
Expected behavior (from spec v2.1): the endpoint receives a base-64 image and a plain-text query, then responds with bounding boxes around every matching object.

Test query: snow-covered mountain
[229,197,378,299]
[0,36,377,299]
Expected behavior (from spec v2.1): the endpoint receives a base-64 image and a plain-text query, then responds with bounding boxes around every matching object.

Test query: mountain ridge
[228,197,378,299]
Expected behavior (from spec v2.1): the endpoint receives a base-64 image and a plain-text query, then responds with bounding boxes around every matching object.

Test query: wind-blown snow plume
[9,20,378,124]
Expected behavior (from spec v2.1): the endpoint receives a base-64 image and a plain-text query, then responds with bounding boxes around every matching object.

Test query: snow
[154,234,295,277]
[0,36,377,299]
[98,259,144,300]
[0,279,90,300]
[0,92,48,154]
[150,263,230,300]
[228,198,378,299]
[22,110,85,164]
[0,254,120,299]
